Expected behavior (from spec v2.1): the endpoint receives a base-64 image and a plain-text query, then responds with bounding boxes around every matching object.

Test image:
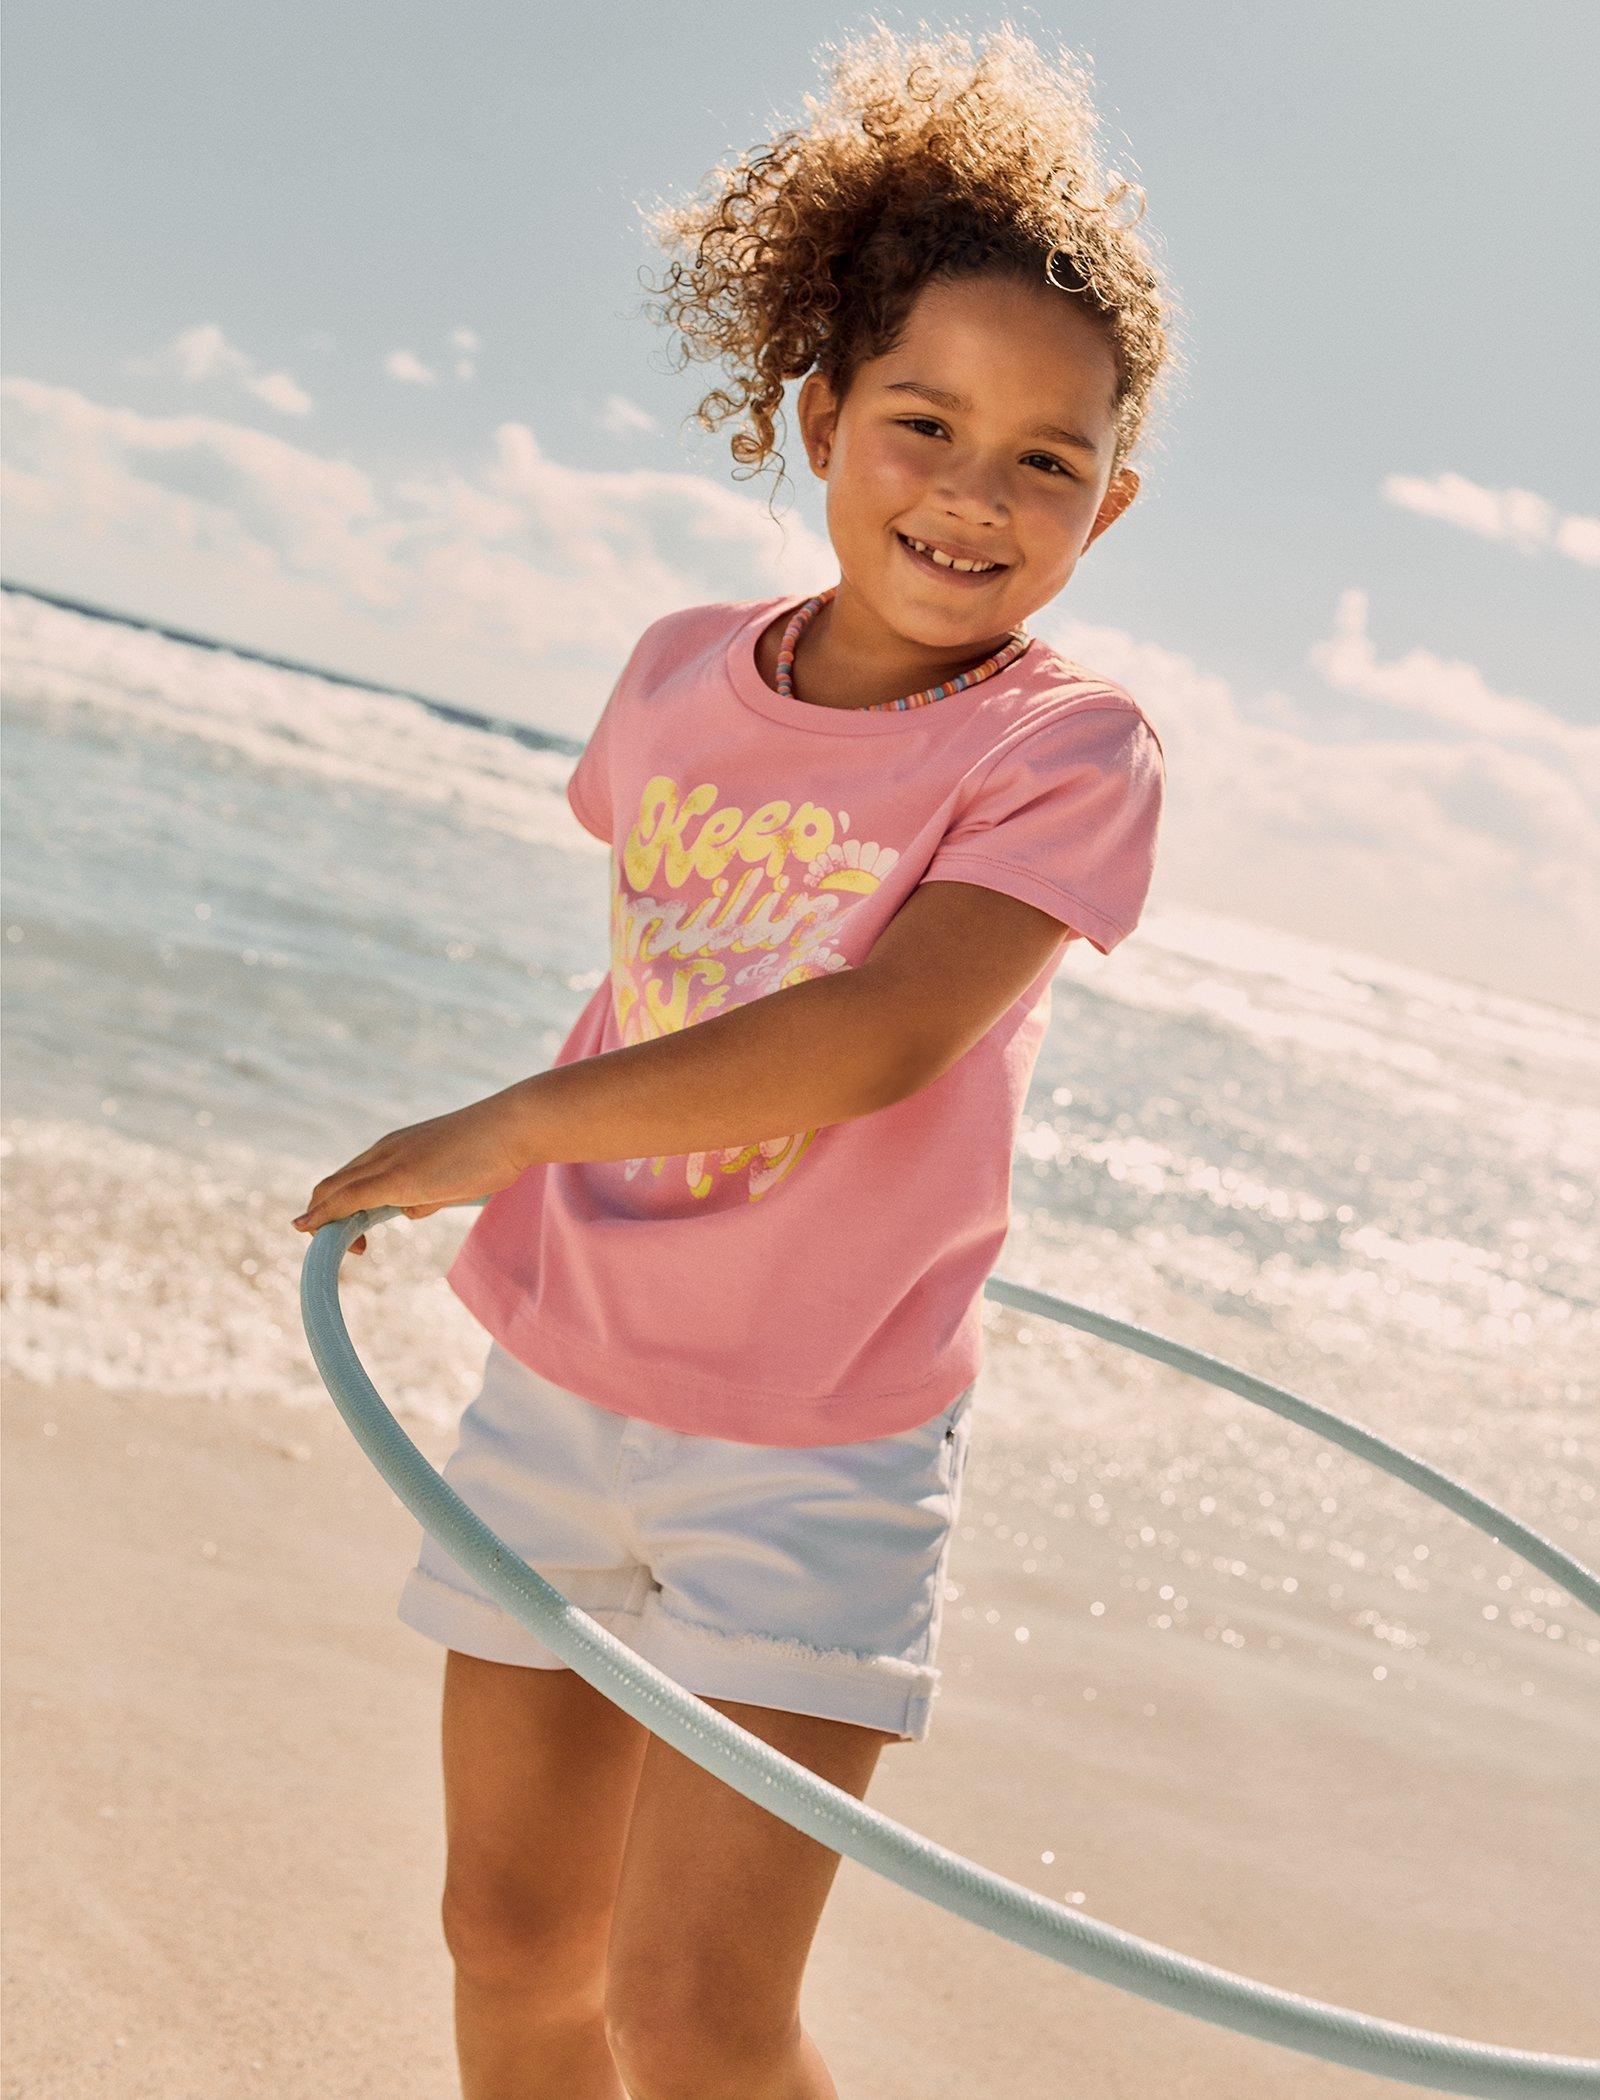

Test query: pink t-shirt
[447,589,1166,1446]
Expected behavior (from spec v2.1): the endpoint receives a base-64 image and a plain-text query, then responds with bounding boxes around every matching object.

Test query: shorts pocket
[918,1389,976,1672]
[938,1381,977,1480]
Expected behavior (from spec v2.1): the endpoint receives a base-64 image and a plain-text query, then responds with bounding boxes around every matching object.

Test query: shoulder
[967,646,1165,798]
[1012,638,1165,766]
[607,594,779,698]
[632,593,776,659]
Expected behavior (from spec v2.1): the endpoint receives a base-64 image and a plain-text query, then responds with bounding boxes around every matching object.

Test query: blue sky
[3,2,1596,1010]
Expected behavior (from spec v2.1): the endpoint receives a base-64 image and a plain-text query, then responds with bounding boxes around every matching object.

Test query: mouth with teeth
[895,532,1010,583]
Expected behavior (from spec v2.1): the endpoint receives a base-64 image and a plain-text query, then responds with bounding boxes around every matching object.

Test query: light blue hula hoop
[299,1203,1600,2096]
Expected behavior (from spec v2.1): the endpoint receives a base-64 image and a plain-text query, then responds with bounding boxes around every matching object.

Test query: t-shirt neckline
[724,589,1037,737]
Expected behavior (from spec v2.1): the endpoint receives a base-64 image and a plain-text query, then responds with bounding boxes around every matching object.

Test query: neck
[794,580,1020,712]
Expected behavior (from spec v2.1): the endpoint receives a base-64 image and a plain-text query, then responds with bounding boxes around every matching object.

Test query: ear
[796,370,841,478]
[1083,466,1140,552]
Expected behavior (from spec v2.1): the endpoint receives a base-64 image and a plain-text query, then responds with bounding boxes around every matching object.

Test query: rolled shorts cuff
[632,1594,942,1743]
[396,1560,654,1670]
[395,1562,942,1743]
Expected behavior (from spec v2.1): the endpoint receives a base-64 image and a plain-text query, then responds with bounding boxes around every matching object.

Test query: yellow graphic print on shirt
[608,773,900,1202]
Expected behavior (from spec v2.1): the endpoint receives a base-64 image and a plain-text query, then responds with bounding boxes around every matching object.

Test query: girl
[293,25,1176,2100]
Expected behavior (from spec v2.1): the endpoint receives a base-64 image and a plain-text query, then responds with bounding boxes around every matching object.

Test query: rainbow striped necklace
[775,585,1031,713]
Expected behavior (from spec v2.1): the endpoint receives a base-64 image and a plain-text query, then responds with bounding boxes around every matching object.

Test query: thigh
[604,1696,894,2048]
[440,1649,651,1988]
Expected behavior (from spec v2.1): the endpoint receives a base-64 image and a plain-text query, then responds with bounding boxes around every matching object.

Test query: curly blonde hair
[637,20,1183,510]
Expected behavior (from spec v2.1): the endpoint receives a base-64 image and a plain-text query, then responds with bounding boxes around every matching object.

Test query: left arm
[291,881,1073,1245]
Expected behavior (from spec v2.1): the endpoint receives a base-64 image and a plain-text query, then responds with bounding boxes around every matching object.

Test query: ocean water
[3,581,1597,1718]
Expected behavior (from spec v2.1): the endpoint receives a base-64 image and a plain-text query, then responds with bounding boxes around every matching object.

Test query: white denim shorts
[396,1339,977,1743]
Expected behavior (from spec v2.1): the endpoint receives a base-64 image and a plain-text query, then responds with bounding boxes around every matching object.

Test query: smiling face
[796,271,1139,661]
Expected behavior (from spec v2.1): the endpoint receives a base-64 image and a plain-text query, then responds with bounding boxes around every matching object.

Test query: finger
[300,1137,396,1215]
[296,1179,347,1224]
[298,1177,387,1233]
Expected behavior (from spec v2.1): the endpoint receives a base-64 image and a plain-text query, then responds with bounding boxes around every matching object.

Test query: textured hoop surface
[299,1204,1600,2096]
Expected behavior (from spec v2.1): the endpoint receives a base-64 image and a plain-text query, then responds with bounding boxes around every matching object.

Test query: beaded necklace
[774,584,1031,712]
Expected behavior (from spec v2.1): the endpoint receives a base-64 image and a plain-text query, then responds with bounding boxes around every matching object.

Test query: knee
[603,1976,801,2100]
[441,1878,608,2009]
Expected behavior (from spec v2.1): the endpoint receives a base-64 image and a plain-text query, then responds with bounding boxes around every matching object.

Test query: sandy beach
[5,1349,1596,2099]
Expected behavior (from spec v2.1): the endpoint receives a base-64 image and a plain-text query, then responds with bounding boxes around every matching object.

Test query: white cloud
[0,374,828,696]
[1308,587,1579,747]
[2,367,1592,1011]
[384,349,437,386]
[1383,469,1600,569]
[450,327,480,352]
[154,324,241,384]
[1041,592,1599,1014]
[598,393,658,435]
[249,370,315,416]
[1553,512,1600,568]
[126,323,312,417]
[454,359,477,381]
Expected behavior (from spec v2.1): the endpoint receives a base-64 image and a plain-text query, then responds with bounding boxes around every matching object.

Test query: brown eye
[901,419,1072,480]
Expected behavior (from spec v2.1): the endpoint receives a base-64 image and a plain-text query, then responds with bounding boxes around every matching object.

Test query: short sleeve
[566,691,620,844]
[920,706,1165,955]
[565,626,656,845]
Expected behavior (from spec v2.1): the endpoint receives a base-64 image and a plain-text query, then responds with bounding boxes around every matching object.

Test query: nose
[930,463,1009,528]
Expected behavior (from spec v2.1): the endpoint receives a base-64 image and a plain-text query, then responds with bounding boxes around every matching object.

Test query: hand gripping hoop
[299,1204,1600,2096]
